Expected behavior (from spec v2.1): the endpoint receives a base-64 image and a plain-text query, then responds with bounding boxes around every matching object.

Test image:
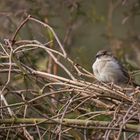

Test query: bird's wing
[113,56,130,80]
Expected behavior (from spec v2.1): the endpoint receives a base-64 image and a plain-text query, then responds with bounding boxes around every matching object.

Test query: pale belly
[92,59,128,84]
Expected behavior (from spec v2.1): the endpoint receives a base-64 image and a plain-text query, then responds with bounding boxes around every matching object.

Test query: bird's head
[95,50,113,59]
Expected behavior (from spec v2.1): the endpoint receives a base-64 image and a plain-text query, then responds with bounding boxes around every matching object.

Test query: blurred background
[0,0,140,80]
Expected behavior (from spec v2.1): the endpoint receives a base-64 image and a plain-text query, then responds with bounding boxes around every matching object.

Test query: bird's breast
[92,59,107,81]
[92,58,127,84]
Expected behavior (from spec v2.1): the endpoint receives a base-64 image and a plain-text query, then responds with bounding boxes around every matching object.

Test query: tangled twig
[0,15,140,140]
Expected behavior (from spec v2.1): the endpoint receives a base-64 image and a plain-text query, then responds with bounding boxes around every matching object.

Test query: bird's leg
[109,82,114,89]
[102,82,114,89]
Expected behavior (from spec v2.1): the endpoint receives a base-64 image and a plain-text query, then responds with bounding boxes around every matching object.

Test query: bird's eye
[103,51,107,55]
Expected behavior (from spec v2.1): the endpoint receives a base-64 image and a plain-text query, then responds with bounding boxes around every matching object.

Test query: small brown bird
[92,50,138,87]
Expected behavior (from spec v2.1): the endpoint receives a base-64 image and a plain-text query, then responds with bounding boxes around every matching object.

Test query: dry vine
[0,15,140,140]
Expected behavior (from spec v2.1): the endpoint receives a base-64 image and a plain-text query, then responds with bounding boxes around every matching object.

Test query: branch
[0,118,139,133]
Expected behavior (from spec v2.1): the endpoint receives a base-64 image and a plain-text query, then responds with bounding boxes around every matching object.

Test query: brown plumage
[92,50,138,87]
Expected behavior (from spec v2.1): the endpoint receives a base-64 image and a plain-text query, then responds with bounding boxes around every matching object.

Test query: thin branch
[0,118,139,133]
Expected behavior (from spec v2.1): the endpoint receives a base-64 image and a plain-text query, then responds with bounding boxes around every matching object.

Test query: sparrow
[92,50,137,87]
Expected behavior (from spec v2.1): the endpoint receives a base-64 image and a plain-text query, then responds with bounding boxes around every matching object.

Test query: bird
[92,49,137,87]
